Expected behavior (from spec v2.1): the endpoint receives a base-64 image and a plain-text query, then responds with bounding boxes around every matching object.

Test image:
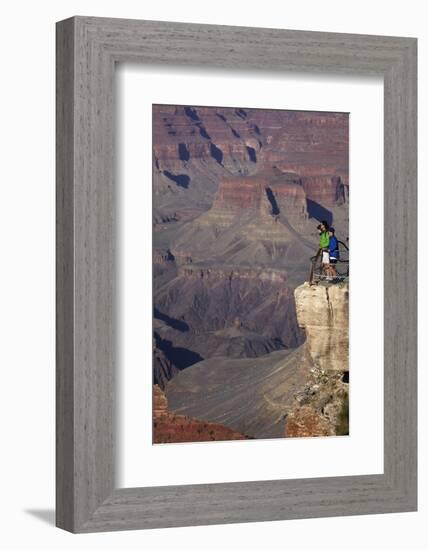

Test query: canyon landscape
[152,104,349,443]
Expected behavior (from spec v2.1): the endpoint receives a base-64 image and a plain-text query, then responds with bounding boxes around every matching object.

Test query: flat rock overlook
[152,105,349,441]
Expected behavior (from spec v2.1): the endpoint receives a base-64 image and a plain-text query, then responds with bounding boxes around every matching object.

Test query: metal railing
[309,240,349,285]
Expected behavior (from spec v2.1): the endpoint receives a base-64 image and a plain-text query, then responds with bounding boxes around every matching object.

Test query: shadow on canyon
[154,332,204,371]
[307,198,333,226]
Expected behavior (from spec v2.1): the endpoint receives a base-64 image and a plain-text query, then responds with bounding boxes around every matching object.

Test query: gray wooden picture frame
[56,16,417,533]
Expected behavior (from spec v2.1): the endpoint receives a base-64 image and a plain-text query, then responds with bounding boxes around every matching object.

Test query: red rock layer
[153,105,348,224]
[153,105,348,176]
[301,175,342,205]
[153,385,250,443]
[285,406,332,438]
[214,176,267,212]
[210,170,309,225]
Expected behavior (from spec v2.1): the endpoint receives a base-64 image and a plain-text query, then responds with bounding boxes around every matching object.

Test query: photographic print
[152,104,349,444]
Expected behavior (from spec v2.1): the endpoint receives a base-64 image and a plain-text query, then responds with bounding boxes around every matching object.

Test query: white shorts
[322,251,330,264]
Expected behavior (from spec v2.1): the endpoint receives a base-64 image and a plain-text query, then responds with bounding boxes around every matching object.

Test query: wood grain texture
[56,18,76,532]
[56,16,417,533]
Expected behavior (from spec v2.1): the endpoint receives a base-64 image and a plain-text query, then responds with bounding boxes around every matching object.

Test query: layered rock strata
[152,105,349,226]
[155,267,304,354]
[200,171,309,230]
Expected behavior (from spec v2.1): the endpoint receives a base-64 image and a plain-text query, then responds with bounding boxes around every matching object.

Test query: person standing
[318,220,330,250]
[327,227,339,277]
[310,220,331,284]
[317,221,330,272]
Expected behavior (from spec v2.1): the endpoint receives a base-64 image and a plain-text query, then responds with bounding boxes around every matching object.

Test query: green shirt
[319,231,329,249]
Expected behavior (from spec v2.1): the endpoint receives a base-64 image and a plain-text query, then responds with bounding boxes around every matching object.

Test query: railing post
[309,248,321,286]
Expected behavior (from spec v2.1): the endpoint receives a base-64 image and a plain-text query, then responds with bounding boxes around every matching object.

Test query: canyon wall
[283,281,350,437]
[294,282,349,372]
[166,283,350,440]
[152,105,349,225]
[154,265,304,376]
[152,105,349,442]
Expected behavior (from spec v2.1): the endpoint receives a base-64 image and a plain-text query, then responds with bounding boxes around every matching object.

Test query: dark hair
[329,227,335,234]
[320,220,330,231]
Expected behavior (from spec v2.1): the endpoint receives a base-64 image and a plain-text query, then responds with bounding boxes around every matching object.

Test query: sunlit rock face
[281,282,350,438]
[294,282,349,372]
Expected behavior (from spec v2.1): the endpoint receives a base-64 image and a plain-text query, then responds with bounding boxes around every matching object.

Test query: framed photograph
[56,16,417,532]
[150,103,350,447]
